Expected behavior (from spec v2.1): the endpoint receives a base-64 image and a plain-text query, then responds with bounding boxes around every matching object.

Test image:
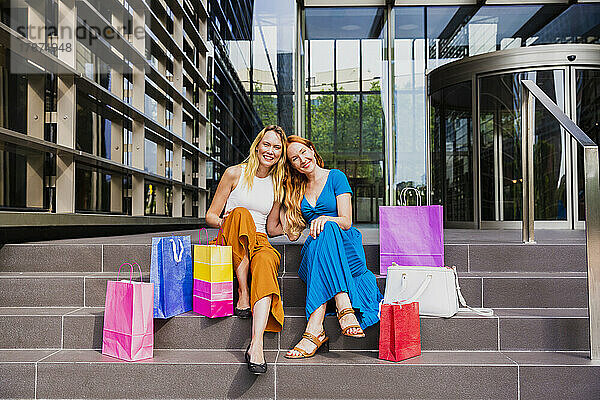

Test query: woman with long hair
[277,135,382,358]
[205,125,287,374]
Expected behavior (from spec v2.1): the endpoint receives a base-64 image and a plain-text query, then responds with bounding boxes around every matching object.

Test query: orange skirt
[213,207,284,332]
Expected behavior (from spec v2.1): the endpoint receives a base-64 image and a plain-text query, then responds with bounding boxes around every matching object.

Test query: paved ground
[26,226,586,245]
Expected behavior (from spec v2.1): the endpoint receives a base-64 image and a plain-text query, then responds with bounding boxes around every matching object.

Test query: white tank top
[225,165,274,234]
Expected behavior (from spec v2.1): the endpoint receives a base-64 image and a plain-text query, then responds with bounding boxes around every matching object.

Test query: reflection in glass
[144,139,158,175]
[534,4,600,46]
[336,41,359,91]
[249,0,295,133]
[425,4,600,71]
[76,89,113,160]
[576,69,600,221]
[430,82,473,222]
[75,163,113,213]
[253,94,278,127]
[309,40,334,91]
[479,70,566,222]
[0,147,49,210]
[361,40,382,92]
[1,49,27,134]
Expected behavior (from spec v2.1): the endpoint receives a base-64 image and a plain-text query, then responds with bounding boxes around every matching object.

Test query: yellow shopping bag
[193,229,233,283]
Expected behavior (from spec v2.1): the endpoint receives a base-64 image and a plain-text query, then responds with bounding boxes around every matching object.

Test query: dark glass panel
[443,82,473,222]
[576,69,600,221]
[75,163,113,213]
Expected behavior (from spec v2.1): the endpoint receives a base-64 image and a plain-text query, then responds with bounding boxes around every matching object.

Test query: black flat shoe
[245,345,267,375]
[234,307,252,319]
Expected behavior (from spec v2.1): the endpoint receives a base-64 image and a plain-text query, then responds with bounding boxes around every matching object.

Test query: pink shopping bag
[102,262,154,361]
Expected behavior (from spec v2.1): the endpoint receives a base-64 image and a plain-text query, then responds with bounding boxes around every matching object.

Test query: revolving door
[429,44,600,229]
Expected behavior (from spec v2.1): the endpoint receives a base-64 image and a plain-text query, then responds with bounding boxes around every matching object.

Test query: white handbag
[383,263,493,318]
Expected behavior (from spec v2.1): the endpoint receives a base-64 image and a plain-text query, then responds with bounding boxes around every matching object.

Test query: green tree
[252,84,277,127]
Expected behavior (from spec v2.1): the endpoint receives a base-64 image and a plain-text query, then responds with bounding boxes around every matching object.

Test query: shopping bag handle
[117,262,143,282]
[400,187,422,206]
[216,226,226,246]
[198,228,209,245]
[198,227,226,246]
[169,238,184,262]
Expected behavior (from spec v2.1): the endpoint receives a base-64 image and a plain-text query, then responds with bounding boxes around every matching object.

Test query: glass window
[144,138,158,174]
[309,40,334,92]
[1,49,27,134]
[144,181,171,216]
[75,163,114,213]
[336,41,359,91]
[394,7,426,204]
[0,146,50,210]
[533,4,600,46]
[305,7,386,223]
[430,82,474,222]
[361,39,381,92]
[76,89,113,160]
[253,94,277,127]
[576,69,600,221]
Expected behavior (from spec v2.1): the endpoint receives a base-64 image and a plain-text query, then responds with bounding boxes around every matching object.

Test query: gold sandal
[337,308,365,338]
[285,331,329,359]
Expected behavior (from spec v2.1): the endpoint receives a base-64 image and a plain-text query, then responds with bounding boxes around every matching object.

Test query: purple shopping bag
[379,205,444,275]
[102,262,154,362]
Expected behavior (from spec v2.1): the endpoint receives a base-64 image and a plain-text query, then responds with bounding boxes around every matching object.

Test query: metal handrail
[520,79,600,359]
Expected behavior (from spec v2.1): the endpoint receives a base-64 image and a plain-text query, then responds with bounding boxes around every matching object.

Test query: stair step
[0,242,587,274]
[0,270,589,309]
[0,307,589,352]
[2,349,598,399]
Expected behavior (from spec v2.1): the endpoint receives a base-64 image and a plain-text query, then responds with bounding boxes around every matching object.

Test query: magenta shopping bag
[379,204,444,275]
[102,262,154,362]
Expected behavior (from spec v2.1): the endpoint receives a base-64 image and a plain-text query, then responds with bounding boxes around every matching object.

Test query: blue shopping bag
[150,235,193,318]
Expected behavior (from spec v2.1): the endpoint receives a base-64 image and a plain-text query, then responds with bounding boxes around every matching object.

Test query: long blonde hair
[242,125,287,203]
[283,135,325,237]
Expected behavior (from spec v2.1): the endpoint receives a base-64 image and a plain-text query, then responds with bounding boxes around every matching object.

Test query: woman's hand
[310,216,332,239]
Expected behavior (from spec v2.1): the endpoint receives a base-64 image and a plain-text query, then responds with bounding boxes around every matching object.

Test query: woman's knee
[229,207,252,219]
[252,252,280,274]
[322,220,339,233]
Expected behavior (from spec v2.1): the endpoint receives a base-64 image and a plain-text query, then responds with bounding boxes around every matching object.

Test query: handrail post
[584,146,600,359]
[521,86,535,244]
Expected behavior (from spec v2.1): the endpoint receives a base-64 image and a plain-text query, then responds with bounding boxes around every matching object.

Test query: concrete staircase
[0,229,598,399]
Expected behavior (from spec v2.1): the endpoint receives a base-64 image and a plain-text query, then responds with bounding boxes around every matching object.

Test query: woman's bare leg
[286,303,327,357]
[247,295,272,364]
[236,255,250,309]
[334,292,363,335]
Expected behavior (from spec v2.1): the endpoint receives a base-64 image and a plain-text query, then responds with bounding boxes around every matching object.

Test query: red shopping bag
[378,302,421,362]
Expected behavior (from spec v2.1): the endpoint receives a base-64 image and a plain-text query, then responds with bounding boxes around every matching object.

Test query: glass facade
[304,7,385,223]
[1,0,599,231]
[0,0,208,221]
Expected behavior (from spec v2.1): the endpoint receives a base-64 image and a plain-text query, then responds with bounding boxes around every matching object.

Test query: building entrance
[429,45,600,229]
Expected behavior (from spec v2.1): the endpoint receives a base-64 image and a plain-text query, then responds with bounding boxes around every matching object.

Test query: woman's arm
[266,202,285,238]
[205,166,240,228]
[308,193,352,238]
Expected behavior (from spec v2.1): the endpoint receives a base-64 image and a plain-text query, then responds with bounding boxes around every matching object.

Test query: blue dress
[299,169,383,329]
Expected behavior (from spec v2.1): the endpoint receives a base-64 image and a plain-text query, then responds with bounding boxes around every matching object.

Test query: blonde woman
[275,135,382,359]
[205,125,286,374]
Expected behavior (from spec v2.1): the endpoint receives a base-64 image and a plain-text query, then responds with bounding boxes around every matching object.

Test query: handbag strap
[403,273,433,304]
[451,266,494,317]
